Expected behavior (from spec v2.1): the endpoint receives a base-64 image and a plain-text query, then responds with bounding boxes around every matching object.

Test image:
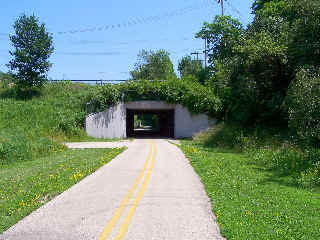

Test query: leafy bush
[286,68,320,145]
[252,146,320,188]
[0,130,65,166]
[89,84,121,113]
[196,124,283,151]
[264,146,305,173]
[89,79,222,117]
[0,130,32,165]
[196,124,320,188]
[55,111,86,136]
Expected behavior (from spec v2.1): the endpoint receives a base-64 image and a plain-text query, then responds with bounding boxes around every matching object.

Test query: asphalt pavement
[1,139,224,240]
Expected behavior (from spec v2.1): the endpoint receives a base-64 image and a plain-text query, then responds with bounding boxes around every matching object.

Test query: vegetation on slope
[0,148,124,233]
[180,5,320,233]
[0,81,126,233]
[196,0,320,147]
[89,78,222,118]
[0,82,95,165]
[180,125,320,239]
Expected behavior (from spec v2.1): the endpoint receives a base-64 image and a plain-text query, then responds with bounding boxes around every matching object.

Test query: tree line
[196,0,320,145]
[3,1,320,145]
[130,0,320,145]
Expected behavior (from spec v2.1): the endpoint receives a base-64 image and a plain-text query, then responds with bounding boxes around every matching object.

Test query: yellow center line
[98,141,154,240]
[114,142,157,240]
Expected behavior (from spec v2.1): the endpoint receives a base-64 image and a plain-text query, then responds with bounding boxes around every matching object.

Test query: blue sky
[0,0,255,80]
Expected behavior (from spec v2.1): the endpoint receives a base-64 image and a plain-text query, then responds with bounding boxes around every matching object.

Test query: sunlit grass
[180,139,320,239]
[0,147,125,233]
[0,82,118,166]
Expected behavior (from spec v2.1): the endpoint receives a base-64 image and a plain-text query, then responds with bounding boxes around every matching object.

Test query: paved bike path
[1,139,224,240]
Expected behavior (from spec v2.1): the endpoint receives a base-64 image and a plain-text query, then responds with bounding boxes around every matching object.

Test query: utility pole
[191,52,201,61]
[201,1,225,70]
[218,0,225,16]
[204,38,208,69]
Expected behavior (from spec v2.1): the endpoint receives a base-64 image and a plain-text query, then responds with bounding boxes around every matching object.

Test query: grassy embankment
[0,148,123,233]
[0,82,125,233]
[181,125,320,240]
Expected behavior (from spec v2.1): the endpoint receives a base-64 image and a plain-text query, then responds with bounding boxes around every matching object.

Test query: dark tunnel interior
[126,109,174,138]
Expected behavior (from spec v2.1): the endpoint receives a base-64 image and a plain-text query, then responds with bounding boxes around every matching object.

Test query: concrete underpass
[86,101,216,139]
[126,109,174,138]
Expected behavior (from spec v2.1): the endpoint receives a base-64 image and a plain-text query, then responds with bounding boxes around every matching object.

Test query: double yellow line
[99,141,157,240]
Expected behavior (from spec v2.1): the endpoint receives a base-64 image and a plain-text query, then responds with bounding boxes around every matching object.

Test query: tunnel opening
[126,109,174,138]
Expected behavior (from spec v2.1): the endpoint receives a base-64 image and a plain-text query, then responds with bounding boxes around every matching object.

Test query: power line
[51,47,203,56]
[55,0,216,35]
[68,36,199,46]
[56,51,121,56]
[0,1,221,38]
[225,1,246,23]
[0,0,250,40]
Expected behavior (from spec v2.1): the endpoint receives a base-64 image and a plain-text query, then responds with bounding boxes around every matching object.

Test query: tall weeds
[195,124,320,188]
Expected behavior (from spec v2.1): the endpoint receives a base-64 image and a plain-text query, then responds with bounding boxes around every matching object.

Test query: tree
[7,14,54,88]
[286,68,320,144]
[178,55,203,78]
[196,15,244,67]
[252,0,278,13]
[130,49,176,80]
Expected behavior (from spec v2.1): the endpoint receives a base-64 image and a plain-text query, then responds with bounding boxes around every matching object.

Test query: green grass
[0,147,125,233]
[0,82,126,233]
[180,137,320,239]
[0,82,119,165]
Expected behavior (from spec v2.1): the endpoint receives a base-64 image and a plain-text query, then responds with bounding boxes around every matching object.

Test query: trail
[1,139,224,240]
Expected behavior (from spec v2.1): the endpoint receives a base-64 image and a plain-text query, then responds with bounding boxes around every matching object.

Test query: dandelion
[71,172,84,181]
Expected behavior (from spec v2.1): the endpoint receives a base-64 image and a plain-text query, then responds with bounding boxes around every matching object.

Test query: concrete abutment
[86,101,216,139]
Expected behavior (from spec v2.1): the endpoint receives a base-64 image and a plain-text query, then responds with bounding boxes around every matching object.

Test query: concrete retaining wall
[86,103,126,139]
[86,101,215,139]
[174,104,216,138]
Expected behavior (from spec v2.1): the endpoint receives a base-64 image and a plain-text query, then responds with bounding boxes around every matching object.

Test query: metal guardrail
[50,79,128,85]
[50,79,168,85]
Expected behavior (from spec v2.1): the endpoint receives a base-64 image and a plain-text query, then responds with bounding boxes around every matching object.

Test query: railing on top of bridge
[49,79,169,85]
[49,79,128,85]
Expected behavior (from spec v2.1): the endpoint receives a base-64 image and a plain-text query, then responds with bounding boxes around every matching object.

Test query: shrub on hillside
[0,130,32,165]
[55,111,86,136]
[286,68,320,145]
[197,124,284,151]
[253,146,320,188]
[31,137,65,157]
[197,124,320,188]
[89,79,222,117]
[0,130,65,165]
[0,82,93,165]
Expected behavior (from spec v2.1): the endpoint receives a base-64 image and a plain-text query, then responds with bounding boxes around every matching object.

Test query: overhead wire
[225,1,247,24]
[0,0,225,59]
[56,0,216,35]
[67,35,201,46]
